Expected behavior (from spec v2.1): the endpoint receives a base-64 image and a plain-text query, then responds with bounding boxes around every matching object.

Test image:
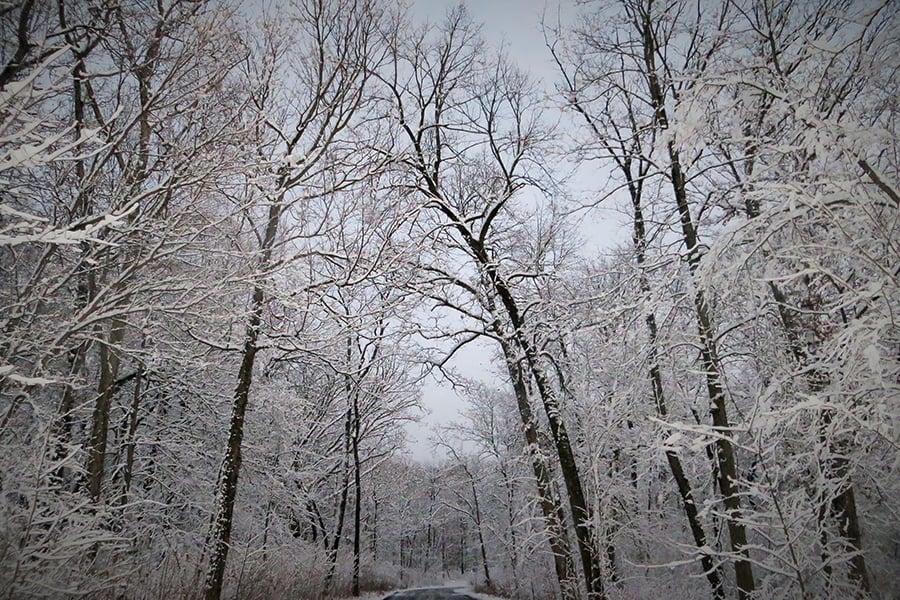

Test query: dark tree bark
[202,299,262,600]
[119,366,143,505]
[552,34,726,598]
[472,480,492,589]
[633,193,725,600]
[203,196,283,600]
[324,404,353,593]
[85,321,125,502]
[490,270,605,599]
[351,389,362,596]
[502,344,579,600]
[636,8,755,597]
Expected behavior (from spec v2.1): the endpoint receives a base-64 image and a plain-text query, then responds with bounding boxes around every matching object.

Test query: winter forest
[1,0,898,598]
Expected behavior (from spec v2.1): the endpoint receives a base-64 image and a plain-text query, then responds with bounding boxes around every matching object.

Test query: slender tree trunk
[325,405,353,593]
[519,344,604,598]
[500,465,522,598]
[203,195,283,600]
[469,478,492,589]
[202,308,261,600]
[85,320,125,502]
[630,175,725,600]
[399,534,405,572]
[351,392,362,596]
[820,411,870,595]
[425,521,433,572]
[370,492,378,561]
[482,262,601,598]
[502,344,580,600]
[53,24,93,483]
[637,9,756,597]
[53,338,89,485]
[119,367,143,505]
[459,520,466,574]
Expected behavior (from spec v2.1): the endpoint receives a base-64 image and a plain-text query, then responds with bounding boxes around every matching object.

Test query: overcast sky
[410,0,562,84]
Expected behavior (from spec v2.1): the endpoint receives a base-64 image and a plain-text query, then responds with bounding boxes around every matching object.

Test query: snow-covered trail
[382,587,473,599]
[339,580,508,600]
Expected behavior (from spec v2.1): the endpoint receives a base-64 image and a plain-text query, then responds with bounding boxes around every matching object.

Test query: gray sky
[410,0,563,85]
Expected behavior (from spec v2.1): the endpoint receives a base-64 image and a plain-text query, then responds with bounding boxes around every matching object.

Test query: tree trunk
[630,170,725,600]
[85,320,125,502]
[499,464,522,598]
[202,195,283,600]
[324,405,353,593]
[459,520,466,574]
[351,391,362,596]
[821,413,870,595]
[119,367,143,505]
[516,340,604,598]
[469,479,492,589]
[202,308,261,600]
[637,9,756,597]
[52,27,94,484]
[370,492,378,561]
[503,345,580,600]
[478,255,601,598]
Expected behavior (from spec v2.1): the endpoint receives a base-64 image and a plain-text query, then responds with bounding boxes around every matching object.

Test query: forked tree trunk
[502,344,580,600]
[424,182,599,597]
[85,2,160,507]
[523,355,605,599]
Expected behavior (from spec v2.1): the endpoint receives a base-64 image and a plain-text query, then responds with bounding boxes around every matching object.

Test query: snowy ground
[336,579,509,600]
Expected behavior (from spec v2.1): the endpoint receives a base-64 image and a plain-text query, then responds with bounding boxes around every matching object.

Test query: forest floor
[337,579,510,600]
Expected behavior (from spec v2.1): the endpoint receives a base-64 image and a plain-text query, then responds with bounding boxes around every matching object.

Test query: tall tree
[549,14,726,597]
[381,8,608,597]
[202,1,386,596]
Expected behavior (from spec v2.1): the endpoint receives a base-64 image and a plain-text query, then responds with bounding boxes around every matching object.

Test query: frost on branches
[1,1,897,599]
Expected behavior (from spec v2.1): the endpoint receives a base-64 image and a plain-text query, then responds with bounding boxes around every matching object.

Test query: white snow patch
[0,365,56,386]
[358,579,511,600]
